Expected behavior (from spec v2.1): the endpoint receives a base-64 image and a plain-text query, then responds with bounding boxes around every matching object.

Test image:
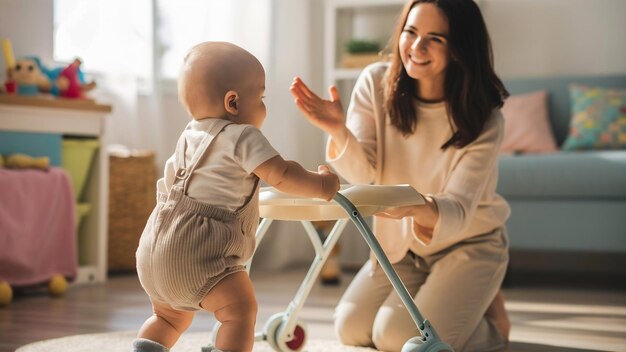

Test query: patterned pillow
[562,84,626,150]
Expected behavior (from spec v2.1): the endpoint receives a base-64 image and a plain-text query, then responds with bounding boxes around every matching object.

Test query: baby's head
[178,42,266,127]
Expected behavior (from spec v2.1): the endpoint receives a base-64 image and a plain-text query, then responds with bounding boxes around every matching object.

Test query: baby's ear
[224,90,239,115]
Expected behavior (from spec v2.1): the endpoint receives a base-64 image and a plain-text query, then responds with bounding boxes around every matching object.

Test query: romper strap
[173,119,233,193]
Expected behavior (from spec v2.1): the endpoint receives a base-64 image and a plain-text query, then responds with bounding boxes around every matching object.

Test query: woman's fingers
[293,76,316,99]
[293,98,309,113]
[375,205,415,219]
[291,77,313,100]
[318,165,330,174]
[289,81,307,100]
[329,85,341,103]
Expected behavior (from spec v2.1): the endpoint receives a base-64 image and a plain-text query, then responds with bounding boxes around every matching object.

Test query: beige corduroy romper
[136,120,260,311]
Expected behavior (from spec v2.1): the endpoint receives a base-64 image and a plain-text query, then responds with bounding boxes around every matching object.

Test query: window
[54,0,271,84]
[53,0,153,78]
[156,0,271,80]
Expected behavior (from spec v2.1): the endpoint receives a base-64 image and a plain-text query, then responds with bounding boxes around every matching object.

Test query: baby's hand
[318,165,340,201]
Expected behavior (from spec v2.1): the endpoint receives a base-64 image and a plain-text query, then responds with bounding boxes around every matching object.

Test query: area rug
[16,330,379,352]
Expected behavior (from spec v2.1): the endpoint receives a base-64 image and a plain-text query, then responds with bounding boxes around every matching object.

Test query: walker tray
[259,184,425,221]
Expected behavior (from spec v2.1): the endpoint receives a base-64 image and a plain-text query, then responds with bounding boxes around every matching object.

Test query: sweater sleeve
[428,111,505,244]
[326,64,380,185]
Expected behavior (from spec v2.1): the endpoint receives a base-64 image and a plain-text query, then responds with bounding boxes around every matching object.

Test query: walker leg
[271,219,348,348]
[250,217,349,351]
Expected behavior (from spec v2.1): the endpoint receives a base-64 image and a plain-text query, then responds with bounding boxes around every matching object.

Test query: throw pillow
[562,84,626,150]
[500,90,558,154]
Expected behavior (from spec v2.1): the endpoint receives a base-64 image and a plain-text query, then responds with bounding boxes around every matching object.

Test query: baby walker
[210,185,454,352]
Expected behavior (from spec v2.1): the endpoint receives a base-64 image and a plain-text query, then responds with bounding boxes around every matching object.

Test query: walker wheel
[263,312,308,351]
[401,336,454,352]
[283,324,306,350]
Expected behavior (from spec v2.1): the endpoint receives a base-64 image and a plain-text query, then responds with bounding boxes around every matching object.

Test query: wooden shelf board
[0,95,112,113]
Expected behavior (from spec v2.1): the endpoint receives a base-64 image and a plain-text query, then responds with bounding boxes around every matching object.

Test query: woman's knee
[372,324,405,351]
[334,302,372,346]
[371,307,417,352]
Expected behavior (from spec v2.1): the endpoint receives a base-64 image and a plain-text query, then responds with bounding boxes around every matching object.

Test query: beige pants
[335,228,509,352]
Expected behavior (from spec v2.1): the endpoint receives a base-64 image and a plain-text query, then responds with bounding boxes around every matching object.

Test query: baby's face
[236,67,266,129]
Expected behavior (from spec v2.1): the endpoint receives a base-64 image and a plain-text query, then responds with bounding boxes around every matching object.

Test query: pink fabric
[0,167,77,286]
[500,90,558,154]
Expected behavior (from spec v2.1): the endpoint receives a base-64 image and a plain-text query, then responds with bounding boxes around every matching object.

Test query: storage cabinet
[0,95,111,284]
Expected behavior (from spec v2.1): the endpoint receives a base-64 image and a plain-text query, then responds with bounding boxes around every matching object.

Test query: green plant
[346,40,380,54]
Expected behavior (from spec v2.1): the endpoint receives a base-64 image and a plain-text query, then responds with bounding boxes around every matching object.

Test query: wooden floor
[1,268,625,352]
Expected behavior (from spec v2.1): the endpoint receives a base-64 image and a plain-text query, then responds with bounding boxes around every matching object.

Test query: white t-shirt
[159,118,279,211]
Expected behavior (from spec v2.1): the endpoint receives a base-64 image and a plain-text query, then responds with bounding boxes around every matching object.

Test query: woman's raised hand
[290,77,346,138]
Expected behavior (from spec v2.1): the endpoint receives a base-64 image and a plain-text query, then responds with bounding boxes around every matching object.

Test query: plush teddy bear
[10,57,51,96]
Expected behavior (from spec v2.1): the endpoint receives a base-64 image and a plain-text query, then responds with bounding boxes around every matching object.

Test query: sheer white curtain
[157,0,272,79]
[54,0,151,150]
[54,0,271,151]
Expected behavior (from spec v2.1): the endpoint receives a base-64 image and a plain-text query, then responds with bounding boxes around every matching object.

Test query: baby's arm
[254,155,340,201]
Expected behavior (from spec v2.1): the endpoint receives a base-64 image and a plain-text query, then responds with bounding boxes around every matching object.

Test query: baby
[133,42,340,352]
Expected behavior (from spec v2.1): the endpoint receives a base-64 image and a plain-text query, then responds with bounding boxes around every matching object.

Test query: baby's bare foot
[485,290,510,344]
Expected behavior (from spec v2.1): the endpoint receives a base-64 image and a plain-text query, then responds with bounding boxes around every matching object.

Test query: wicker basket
[107,149,157,272]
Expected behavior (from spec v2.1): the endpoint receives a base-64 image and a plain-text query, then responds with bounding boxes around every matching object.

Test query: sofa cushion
[562,84,626,151]
[500,90,558,154]
[497,151,626,199]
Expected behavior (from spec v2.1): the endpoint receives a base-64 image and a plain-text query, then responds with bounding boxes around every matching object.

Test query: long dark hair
[384,0,508,149]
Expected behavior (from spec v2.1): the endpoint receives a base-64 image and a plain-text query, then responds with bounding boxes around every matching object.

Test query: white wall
[482,0,626,78]
[0,0,53,65]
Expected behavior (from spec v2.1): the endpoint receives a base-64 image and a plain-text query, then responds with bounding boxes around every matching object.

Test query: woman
[290,0,511,351]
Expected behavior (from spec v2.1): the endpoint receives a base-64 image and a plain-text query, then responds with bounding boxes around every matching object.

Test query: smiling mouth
[409,55,431,65]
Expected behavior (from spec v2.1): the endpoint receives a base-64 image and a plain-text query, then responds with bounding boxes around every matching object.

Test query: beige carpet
[16,330,379,352]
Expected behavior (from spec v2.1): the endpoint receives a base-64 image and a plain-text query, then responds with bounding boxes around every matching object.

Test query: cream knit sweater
[327,62,510,261]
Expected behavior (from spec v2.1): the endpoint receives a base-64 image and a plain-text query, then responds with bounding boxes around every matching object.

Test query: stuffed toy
[5,153,49,170]
[10,57,51,96]
[43,58,96,99]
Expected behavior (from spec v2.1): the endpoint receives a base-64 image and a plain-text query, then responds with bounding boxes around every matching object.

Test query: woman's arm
[377,112,505,245]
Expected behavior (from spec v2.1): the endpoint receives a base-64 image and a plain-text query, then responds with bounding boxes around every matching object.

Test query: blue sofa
[497,75,626,278]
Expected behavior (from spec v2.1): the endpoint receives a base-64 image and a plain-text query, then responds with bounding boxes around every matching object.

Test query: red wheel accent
[285,325,306,350]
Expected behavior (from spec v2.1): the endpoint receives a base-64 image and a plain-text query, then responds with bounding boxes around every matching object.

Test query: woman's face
[398,3,451,85]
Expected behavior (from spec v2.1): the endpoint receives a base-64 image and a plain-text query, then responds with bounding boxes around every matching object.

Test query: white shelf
[324,0,405,97]
[0,99,110,285]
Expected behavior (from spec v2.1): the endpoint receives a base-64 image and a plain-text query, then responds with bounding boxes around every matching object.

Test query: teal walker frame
[210,185,454,352]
